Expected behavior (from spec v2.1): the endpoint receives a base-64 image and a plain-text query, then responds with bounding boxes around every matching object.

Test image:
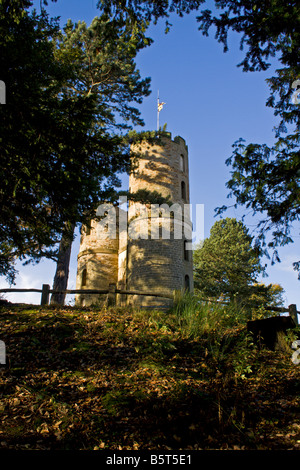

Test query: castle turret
[75,204,120,307]
[126,134,194,307]
[75,133,194,308]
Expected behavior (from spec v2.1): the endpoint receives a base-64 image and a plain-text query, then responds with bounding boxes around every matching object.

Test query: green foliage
[171,290,249,338]
[55,15,151,128]
[170,291,260,381]
[193,218,264,303]
[120,189,172,206]
[196,1,300,72]
[217,131,300,275]
[244,282,286,319]
[127,128,173,146]
[101,390,132,416]
[98,0,205,25]
[197,1,300,273]
[99,1,299,73]
[0,2,151,282]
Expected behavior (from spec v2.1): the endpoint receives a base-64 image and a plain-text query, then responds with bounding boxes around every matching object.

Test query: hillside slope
[0,304,299,450]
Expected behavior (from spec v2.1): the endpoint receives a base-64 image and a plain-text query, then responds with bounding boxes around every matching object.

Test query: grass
[0,297,299,450]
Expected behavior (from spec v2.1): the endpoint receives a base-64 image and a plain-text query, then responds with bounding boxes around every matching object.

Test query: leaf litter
[0,304,299,450]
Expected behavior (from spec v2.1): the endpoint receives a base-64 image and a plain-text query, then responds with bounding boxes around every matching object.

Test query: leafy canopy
[207,1,300,274]
[193,218,265,302]
[0,1,151,282]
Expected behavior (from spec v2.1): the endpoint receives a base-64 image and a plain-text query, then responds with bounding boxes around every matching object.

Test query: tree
[97,1,300,276]
[98,0,203,26]
[247,282,285,312]
[193,218,264,302]
[49,15,153,304]
[201,1,300,276]
[0,0,63,282]
[0,2,151,286]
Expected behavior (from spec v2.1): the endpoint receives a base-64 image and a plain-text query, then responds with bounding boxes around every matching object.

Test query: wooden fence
[0,284,299,324]
[0,284,173,306]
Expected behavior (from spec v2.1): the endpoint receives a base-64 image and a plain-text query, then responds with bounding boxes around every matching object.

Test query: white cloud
[274,255,298,274]
[0,260,56,305]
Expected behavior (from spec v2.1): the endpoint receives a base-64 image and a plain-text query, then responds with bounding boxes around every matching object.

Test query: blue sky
[1,0,299,308]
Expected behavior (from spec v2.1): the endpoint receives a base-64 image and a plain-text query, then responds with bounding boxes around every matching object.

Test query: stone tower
[75,133,193,307]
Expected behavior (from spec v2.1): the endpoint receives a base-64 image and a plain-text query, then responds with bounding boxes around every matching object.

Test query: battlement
[173,135,187,148]
[158,132,188,151]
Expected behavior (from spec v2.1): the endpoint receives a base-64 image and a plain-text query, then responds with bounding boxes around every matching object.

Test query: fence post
[117,281,125,307]
[41,284,50,306]
[108,283,116,306]
[289,304,299,325]
[0,340,6,365]
[0,80,6,104]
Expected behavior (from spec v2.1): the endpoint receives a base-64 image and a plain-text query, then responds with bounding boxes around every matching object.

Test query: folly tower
[75,133,193,307]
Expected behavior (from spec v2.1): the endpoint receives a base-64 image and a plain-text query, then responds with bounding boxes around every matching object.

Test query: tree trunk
[50,223,75,306]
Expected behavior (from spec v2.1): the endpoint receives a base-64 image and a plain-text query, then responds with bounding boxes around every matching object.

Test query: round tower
[126,133,194,307]
[75,203,120,307]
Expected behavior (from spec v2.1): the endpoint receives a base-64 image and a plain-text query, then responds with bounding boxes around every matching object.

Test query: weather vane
[157,90,166,131]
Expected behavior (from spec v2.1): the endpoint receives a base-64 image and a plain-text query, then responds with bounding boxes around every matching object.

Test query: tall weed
[171,291,248,338]
[170,291,257,378]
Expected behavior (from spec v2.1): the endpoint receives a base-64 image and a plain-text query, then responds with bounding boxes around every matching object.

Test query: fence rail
[0,284,298,325]
[0,284,174,306]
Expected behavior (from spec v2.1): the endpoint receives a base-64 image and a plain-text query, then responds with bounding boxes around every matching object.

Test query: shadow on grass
[0,304,299,450]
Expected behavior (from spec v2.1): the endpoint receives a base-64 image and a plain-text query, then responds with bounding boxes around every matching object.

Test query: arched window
[184,240,189,261]
[181,181,186,201]
[184,275,190,291]
[180,154,185,172]
[103,210,109,232]
[158,212,163,239]
[169,217,174,240]
[81,268,87,287]
[158,213,172,240]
